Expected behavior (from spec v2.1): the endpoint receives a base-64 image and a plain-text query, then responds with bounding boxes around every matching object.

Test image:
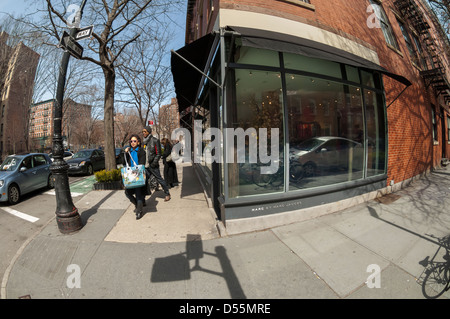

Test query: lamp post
[51,0,87,234]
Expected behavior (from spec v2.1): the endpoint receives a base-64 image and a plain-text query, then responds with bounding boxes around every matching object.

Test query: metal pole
[51,0,87,234]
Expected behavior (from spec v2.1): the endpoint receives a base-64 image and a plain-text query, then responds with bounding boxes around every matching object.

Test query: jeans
[147,166,170,196]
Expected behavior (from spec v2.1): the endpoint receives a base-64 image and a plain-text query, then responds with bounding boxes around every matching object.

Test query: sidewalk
[2,162,450,299]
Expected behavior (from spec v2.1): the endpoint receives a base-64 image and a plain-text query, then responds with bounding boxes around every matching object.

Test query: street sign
[75,25,93,41]
[59,31,83,59]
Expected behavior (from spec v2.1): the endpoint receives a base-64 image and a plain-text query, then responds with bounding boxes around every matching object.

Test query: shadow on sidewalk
[150,234,246,298]
[79,190,116,225]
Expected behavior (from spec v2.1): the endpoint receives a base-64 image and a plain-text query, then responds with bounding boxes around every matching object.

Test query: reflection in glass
[286,75,365,190]
[228,69,284,197]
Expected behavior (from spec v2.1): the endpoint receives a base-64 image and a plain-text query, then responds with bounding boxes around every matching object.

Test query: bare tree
[427,0,450,35]
[116,27,174,135]
[38,0,180,170]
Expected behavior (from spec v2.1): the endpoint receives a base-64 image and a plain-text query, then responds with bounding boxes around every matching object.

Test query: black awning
[229,26,411,87]
[171,33,217,112]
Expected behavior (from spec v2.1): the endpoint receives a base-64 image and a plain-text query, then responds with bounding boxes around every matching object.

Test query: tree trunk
[103,67,116,171]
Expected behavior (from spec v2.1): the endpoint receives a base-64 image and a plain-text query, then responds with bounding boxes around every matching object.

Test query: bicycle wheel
[252,169,272,187]
[422,264,450,299]
[289,163,304,182]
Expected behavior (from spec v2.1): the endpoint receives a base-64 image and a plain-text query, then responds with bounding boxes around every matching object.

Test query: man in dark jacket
[142,126,171,201]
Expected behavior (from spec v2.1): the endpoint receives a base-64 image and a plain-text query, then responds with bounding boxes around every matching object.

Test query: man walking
[142,126,171,202]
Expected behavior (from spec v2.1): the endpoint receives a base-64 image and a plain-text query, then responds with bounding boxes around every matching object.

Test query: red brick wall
[189,0,450,184]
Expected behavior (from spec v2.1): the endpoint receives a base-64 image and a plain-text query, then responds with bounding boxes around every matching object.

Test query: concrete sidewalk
[2,162,450,299]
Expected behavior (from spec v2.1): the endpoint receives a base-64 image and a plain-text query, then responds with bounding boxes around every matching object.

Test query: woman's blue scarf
[130,147,139,167]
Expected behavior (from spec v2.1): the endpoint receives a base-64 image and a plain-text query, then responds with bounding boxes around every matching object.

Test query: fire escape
[395,0,450,105]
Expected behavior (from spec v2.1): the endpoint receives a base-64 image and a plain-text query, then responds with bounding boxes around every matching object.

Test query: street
[0,175,94,298]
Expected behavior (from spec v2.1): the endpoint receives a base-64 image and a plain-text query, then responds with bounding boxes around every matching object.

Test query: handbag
[121,152,146,189]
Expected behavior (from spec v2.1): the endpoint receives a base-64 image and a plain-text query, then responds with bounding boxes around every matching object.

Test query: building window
[228,68,284,197]
[369,0,400,50]
[227,44,387,198]
[412,33,427,69]
[447,116,450,142]
[277,0,314,10]
[431,107,438,142]
[397,19,417,60]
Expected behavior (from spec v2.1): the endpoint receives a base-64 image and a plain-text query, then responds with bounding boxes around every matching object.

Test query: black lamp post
[51,0,87,234]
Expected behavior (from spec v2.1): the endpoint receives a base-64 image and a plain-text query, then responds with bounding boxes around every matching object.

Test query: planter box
[92,181,123,190]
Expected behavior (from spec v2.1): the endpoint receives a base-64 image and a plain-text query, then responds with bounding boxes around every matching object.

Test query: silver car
[0,153,54,204]
[290,136,364,176]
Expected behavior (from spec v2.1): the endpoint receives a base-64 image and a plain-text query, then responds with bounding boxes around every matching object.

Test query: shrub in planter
[93,169,123,190]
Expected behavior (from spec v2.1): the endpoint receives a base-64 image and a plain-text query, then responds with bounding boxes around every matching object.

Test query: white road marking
[44,190,84,197]
[2,207,39,223]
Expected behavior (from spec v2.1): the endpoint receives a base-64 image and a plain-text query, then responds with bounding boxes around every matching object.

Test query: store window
[226,44,386,198]
[228,69,284,197]
[286,76,365,189]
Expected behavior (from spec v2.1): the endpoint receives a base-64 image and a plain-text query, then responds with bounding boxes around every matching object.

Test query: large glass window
[226,44,387,199]
[228,69,284,197]
[287,75,365,189]
[364,89,386,176]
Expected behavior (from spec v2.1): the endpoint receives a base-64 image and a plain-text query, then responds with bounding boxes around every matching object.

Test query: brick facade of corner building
[0,32,40,158]
[174,0,450,227]
[186,0,450,187]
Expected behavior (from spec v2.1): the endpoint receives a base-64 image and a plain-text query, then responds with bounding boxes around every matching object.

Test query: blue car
[0,153,54,205]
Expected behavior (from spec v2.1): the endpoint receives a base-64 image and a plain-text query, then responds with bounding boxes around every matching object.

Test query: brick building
[171,0,450,233]
[159,98,181,140]
[0,31,40,158]
[30,99,92,151]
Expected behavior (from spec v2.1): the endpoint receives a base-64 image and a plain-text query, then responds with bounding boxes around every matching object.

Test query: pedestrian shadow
[150,234,246,298]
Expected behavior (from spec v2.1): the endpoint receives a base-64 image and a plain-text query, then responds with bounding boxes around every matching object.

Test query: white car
[49,151,74,162]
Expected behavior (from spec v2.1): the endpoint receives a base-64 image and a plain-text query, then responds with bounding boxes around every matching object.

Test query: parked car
[289,136,363,176]
[115,148,124,165]
[49,151,74,162]
[66,149,105,175]
[0,153,54,204]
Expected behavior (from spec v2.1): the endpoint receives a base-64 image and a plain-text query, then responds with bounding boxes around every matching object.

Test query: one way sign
[75,25,93,41]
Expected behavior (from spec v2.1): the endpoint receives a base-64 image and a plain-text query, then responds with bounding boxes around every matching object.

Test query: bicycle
[251,162,306,188]
[420,234,450,299]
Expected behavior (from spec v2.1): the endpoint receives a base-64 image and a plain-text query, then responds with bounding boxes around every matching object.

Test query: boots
[136,200,143,220]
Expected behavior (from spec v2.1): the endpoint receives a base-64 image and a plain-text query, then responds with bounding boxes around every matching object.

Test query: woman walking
[124,134,146,220]
[161,138,179,188]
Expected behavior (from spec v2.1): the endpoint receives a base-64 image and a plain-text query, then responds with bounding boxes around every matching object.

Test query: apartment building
[0,31,39,158]
[30,98,92,151]
[171,0,450,233]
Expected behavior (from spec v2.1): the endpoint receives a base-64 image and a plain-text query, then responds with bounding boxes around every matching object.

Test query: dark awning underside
[171,33,217,112]
[171,26,411,112]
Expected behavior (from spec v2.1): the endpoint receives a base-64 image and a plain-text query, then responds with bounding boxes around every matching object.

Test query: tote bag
[121,152,146,189]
